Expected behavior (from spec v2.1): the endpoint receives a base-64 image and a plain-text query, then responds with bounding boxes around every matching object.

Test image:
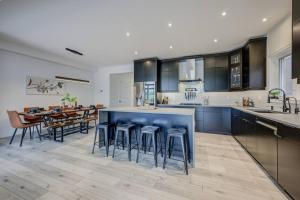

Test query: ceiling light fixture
[168,23,172,27]
[65,48,83,56]
[126,32,131,37]
[169,45,173,49]
[134,51,138,55]
[222,11,227,16]
[262,18,267,22]
[214,39,218,43]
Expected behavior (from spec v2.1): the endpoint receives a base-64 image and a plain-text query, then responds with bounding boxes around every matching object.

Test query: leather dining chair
[7,111,42,147]
[24,107,43,135]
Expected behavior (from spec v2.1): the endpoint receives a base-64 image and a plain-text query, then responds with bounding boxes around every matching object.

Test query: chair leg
[92,127,98,154]
[29,127,32,140]
[9,128,18,145]
[153,132,157,167]
[136,132,143,163]
[104,127,109,157]
[168,137,174,158]
[36,125,42,141]
[160,131,163,157]
[122,132,125,150]
[163,135,170,169]
[20,128,27,147]
[181,136,188,175]
[112,129,119,158]
[126,130,131,161]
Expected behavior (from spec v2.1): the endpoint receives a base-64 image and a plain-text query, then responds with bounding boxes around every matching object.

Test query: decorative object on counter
[184,88,197,101]
[267,88,290,113]
[26,76,64,95]
[203,96,209,105]
[242,97,249,107]
[162,96,169,104]
[286,97,299,114]
[61,93,78,107]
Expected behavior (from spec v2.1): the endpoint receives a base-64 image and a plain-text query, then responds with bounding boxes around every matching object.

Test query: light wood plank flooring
[0,130,288,200]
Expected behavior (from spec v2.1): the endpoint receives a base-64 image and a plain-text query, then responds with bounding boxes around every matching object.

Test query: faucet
[286,97,299,114]
[267,88,289,112]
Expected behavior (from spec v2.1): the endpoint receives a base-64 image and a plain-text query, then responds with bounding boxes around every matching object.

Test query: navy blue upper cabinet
[293,0,300,82]
[158,60,179,92]
[204,55,229,92]
[243,38,266,90]
[134,58,159,82]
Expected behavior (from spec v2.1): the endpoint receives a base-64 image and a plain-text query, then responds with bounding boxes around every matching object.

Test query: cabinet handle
[256,120,282,139]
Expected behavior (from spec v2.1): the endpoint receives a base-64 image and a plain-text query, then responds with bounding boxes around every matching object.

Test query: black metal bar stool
[131,118,147,152]
[163,127,189,175]
[136,125,161,167]
[112,122,136,161]
[152,119,170,157]
[92,122,114,157]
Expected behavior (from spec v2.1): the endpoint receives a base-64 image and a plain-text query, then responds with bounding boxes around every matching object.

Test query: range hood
[178,59,203,82]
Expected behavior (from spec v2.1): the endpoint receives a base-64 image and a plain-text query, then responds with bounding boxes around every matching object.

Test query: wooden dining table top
[18,107,103,116]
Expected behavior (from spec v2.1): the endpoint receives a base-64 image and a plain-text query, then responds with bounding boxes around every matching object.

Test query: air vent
[65,48,83,56]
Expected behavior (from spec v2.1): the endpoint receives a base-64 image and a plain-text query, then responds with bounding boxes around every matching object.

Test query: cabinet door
[204,68,216,91]
[245,120,256,156]
[278,124,300,200]
[215,67,228,91]
[143,60,157,82]
[160,71,169,92]
[215,56,228,68]
[255,119,278,180]
[134,61,144,82]
[292,0,300,81]
[168,66,179,92]
[248,39,266,89]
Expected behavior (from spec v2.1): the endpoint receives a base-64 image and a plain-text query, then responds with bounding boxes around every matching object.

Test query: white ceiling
[0,0,292,70]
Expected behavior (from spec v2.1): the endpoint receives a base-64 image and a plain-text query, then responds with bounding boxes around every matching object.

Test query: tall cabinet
[293,0,300,83]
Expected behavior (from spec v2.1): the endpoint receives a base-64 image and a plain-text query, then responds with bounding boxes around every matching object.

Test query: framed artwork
[26,76,64,95]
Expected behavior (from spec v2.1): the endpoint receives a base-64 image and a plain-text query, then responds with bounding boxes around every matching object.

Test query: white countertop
[101,106,195,116]
[232,106,300,129]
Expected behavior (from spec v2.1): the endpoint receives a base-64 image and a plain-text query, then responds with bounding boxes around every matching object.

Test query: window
[279,55,293,96]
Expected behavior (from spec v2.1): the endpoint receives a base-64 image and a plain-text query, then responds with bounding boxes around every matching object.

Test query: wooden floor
[0,130,288,200]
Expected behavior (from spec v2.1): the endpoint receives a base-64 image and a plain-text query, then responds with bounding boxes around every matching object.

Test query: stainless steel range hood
[179,58,203,82]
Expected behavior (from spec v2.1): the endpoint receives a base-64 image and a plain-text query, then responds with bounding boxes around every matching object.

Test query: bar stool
[171,125,191,163]
[136,125,161,167]
[92,122,115,157]
[152,119,170,157]
[112,122,136,161]
[163,127,189,175]
[131,118,147,151]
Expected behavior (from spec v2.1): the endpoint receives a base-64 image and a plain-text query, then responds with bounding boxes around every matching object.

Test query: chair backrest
[49,105,60,110]
[7,110,23,128]
[24,107,39,113]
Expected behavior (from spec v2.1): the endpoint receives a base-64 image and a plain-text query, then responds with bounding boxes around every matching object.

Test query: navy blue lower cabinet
[202,107,231,134]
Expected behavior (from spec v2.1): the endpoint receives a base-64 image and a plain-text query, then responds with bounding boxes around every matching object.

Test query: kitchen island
[99,107,196,166]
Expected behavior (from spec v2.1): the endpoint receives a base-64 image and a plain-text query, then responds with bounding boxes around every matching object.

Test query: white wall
[267,15,300,99]
[0,49,95,138]
[94,63,133,106]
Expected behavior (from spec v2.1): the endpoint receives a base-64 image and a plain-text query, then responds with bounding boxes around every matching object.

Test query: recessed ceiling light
[168,23,172,27]
[126,32,130,37]
[134,51,138,55]
[169,45,173,49]
[222,12,227,16]
[214,39,218,43]
[262,18,267,22]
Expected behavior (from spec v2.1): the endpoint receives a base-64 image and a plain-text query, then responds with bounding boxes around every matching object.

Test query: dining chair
[24,107,43,136]
[7,111,42,147]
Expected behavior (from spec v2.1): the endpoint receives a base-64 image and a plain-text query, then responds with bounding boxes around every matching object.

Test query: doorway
[109,72,134,107]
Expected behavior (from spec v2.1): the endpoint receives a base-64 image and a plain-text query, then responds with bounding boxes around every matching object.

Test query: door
[255,118,278,180]
[110,73,134,107]
[278,124,300,200]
